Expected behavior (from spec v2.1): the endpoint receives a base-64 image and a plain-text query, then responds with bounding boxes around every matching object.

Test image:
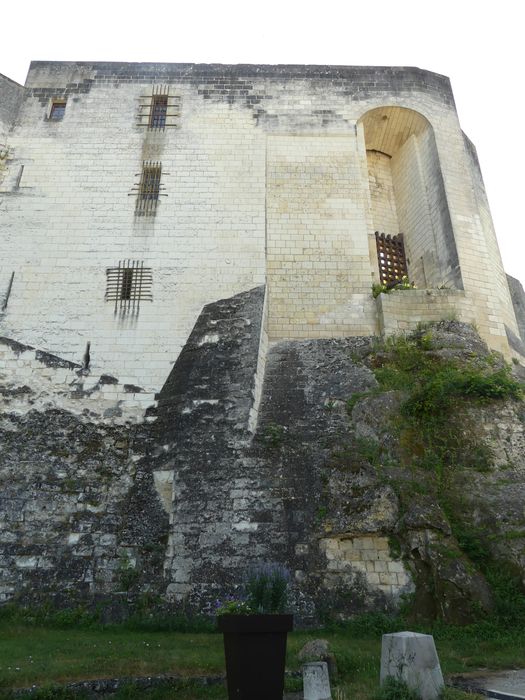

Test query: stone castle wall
[1,286,524,621]
[1,62,525,619]
[0,62,522,397]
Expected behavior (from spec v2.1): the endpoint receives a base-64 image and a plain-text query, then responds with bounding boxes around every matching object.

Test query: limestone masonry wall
[320,536,412,599]
[0,336,155,423]
[0,61,522,395]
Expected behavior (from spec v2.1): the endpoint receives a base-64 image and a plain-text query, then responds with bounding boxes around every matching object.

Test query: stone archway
[359,106,460,290]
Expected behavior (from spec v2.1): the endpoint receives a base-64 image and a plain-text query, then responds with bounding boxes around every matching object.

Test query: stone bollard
[380,631,444,700]
[303,661,332,700]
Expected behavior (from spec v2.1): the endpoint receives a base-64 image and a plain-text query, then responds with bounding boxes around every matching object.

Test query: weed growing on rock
[359,326,525,622]
[371,332,522,483]
[259,422,286,448]
[374,677,421,700]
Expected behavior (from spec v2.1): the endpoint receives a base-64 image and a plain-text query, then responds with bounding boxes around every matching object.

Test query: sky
[2,0,524,286]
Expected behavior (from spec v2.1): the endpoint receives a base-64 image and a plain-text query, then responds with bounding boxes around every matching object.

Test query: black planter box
[218,614,294,700]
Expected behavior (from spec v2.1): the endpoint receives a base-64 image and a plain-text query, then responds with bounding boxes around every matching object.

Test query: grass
[0,625,223,689]
[1,614,525,699]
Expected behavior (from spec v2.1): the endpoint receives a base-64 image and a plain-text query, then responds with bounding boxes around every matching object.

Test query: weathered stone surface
[303,662,332,700]
[298,640,338,680]
[1,305,524,624]
[508,274,525,343]
[152,286,274,607]
[380,632,444,700]
[298,640,331,661]
[0,407,168,606]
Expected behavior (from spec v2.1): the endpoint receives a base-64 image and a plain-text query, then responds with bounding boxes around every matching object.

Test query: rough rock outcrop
[1,289,524,624]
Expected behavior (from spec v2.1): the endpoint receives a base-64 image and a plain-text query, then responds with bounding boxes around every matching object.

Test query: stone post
[303,661,332,700]
[380,631,444,700]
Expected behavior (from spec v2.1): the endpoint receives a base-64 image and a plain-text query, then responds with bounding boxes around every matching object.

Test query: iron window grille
[105,260,153,313]
[150,94,168,129]
[49,99,67,120]
[137,86,181,129]
[131,161,166,216]
[375,232,409,286]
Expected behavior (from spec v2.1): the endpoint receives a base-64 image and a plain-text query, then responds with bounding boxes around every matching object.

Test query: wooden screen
[375,232,408,286]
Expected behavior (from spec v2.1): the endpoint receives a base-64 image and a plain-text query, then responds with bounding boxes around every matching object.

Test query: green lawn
[1,617,524,699]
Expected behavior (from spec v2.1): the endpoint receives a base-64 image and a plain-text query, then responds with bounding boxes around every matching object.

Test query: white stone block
[380,632,444,700]
[303,661,332,700]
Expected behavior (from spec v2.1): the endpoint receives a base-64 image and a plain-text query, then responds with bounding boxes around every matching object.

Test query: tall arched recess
[358,106,462,290]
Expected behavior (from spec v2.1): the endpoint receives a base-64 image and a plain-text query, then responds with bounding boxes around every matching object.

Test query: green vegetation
[0,612,523,699]
[373,678,485,700]
[244,563,290,614]
[372,276,417,299]
[259,421,286,448]
[216,563,291,615]
[117,556,140,593]
[367,331,522,482]
[374,677,421,700]
[0,602,215,633]
[361,329,525,622]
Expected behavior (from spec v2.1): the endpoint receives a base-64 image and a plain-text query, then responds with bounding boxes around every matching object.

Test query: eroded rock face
[1,294,524,624]
[247,321,525,622]
[0,407,169,606]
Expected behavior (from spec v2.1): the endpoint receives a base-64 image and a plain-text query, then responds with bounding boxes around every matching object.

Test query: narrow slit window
[49,99,67,120]
[120,268,133,300]
[150,95,168,129]
[106,260,153,313]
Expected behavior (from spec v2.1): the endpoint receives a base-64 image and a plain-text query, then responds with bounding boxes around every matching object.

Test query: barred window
[135,162,162,215]
[137,86,181,129]
[150,95,168,129]
[120,268,134,300]
[106,260,153,313]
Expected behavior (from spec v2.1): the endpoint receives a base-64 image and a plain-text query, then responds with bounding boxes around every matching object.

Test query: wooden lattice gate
[375,232,408,286]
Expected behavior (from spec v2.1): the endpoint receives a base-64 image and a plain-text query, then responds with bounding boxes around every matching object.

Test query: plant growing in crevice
[117,556,140,592]
[354,328,525,619]
[346,391,375,415]
[370,333,522,487]
[329,437,386,474]
[372,276,416,299]
[260,422,286,448]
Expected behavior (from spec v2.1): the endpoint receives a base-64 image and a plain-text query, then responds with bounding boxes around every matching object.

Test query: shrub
[374,677,421,700]
[245,563,290,614]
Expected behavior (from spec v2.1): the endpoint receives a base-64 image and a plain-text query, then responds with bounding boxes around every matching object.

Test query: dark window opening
[137,86,181,129]
[49,100,66,120]
[120,268,133,300]
[106,260,153,313]
[140,165,161,200]
[135,162,162,215]
[150,95,168,129]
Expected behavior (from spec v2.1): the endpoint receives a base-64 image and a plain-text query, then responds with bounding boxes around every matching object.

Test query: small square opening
[49,99,67,120]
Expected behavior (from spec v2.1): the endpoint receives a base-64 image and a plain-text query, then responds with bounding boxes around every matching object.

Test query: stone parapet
[376,289,476,336]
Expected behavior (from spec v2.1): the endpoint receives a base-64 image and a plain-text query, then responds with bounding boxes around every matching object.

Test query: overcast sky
[2,0,524,286]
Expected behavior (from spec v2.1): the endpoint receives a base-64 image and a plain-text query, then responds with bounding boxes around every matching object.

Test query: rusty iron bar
[1,271,15,312]
[106,261,153,313]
